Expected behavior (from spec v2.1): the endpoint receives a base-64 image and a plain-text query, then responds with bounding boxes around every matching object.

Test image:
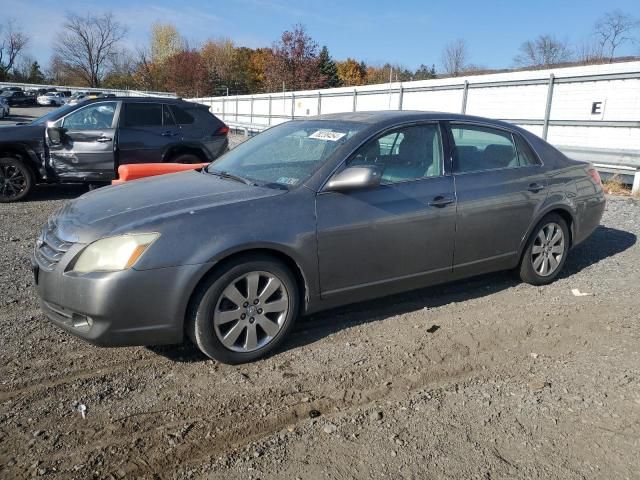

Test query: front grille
[34,220,74,271]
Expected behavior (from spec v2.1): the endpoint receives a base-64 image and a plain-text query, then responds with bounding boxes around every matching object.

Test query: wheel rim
[213,271,289,353]
[0,163,28,200]
[531,222,565,277]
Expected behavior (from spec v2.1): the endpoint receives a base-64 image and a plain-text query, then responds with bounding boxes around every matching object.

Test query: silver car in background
[37,92,66,106]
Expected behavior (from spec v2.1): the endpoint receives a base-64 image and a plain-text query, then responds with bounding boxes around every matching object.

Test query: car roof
[78,96,199,107]
[311,110,518,130]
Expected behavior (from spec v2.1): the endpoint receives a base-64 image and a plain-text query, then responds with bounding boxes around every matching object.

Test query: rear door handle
[428,196,455,208]
[96,136,112,143]
[527,183,545,193]
[161,131,178,137]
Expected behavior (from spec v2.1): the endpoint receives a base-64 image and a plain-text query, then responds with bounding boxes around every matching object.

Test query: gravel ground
[0,151,639,479]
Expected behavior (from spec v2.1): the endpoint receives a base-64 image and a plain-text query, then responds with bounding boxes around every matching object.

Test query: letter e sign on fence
[591,100,606,118]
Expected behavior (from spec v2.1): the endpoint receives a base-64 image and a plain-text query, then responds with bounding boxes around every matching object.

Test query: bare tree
[0,20,29,80]
[54,13,127,87]
[575,38,604,64]
[594,10,639,61]
[441,39,468,77]
[514,35,572,67]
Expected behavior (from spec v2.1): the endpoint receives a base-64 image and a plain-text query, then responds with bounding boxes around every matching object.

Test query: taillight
[588,168,602,186]
[216,125,229,136]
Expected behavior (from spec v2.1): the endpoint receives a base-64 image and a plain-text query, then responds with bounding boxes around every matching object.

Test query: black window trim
[447,120,544,176]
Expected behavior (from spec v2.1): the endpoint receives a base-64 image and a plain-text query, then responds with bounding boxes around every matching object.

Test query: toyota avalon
[32,111,605,364]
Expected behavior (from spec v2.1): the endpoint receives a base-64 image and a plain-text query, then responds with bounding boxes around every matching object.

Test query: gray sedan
[32,111,605,364]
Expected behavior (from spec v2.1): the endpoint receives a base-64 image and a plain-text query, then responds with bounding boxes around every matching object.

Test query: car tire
[170,153,203,164]
[0,156,34,203]
[518,213,569,285]
[187,254,299,364]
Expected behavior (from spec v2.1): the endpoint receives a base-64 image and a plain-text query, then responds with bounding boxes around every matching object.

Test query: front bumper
[32,252,208,347]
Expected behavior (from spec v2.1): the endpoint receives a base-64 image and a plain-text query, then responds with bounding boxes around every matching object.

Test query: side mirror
[325,166,382,192]
[47,126,65,145]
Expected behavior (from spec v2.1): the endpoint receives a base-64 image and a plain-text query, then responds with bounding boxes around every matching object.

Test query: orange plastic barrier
[112,163,209,185]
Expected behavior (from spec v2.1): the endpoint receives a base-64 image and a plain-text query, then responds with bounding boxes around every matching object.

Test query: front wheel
[518,213,569,285]
[0,156,33,203]
[188,255,299,364]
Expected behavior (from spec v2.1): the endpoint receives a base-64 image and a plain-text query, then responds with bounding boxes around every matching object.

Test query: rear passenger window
[170,105,195,124]
[451,125,518,173]
[514,134,540,166]
[122,103,162,127]
[162,105,175,126]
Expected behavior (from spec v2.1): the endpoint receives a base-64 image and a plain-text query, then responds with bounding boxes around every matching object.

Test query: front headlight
[71,233,159,273]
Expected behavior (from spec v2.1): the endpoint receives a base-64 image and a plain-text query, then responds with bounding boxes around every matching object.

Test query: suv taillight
[216,125,229,136]
[588,168,602,186]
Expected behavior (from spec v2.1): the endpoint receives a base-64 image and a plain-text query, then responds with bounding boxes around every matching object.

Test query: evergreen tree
[414,63,437,80]
[27,61,45,84]
[318,46,341,88]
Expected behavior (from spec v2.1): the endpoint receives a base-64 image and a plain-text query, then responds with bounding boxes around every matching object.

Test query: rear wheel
[188,255,299,364]
[0,156,33,203]
[170,153,202,164]
[518,213,569,285]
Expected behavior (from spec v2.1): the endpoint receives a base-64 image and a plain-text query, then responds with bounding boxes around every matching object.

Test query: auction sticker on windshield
[309,130,346,141]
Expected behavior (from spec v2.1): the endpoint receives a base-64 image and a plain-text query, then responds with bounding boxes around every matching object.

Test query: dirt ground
[0,159,639,479]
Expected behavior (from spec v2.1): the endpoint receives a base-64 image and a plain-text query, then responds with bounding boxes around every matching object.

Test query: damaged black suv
[0,97,229,202]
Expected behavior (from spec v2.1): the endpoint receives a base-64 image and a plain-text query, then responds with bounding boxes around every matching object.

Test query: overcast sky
[5,0,640,71]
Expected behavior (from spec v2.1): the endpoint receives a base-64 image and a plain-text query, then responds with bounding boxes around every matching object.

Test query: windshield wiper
[207,169,256,186]
[259,182,289,191]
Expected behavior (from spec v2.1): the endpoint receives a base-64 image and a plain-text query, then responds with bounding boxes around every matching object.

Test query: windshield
[207,120,364,188]
[30,104,77,125]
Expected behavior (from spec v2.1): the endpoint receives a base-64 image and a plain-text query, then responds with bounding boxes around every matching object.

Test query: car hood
[52,170,285,243]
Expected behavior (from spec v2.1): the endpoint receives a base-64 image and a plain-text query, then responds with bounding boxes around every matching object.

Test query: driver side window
[62,102,117,130]
[347,124,443,183]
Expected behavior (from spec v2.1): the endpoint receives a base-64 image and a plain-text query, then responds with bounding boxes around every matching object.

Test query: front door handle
[528,183,545,193]
[96,136,112,143]
[428,196,455,208]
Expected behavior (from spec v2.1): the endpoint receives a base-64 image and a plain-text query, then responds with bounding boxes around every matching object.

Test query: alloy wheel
[213,271,289,352]
[0,163,28,201]
[531,222,565,277]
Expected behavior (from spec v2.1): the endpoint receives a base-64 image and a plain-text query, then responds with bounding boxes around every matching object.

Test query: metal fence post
[250,95,254,124]
[291,93,295,119]
[352,89,358,112]
[268,95,272,126]
[461,80,469,114]
[542,74,555,140]
[222,97,226,121]
[317,91,322,116]
[235,96,239,122]
[633,170,640,195]
[398,84,404,110]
